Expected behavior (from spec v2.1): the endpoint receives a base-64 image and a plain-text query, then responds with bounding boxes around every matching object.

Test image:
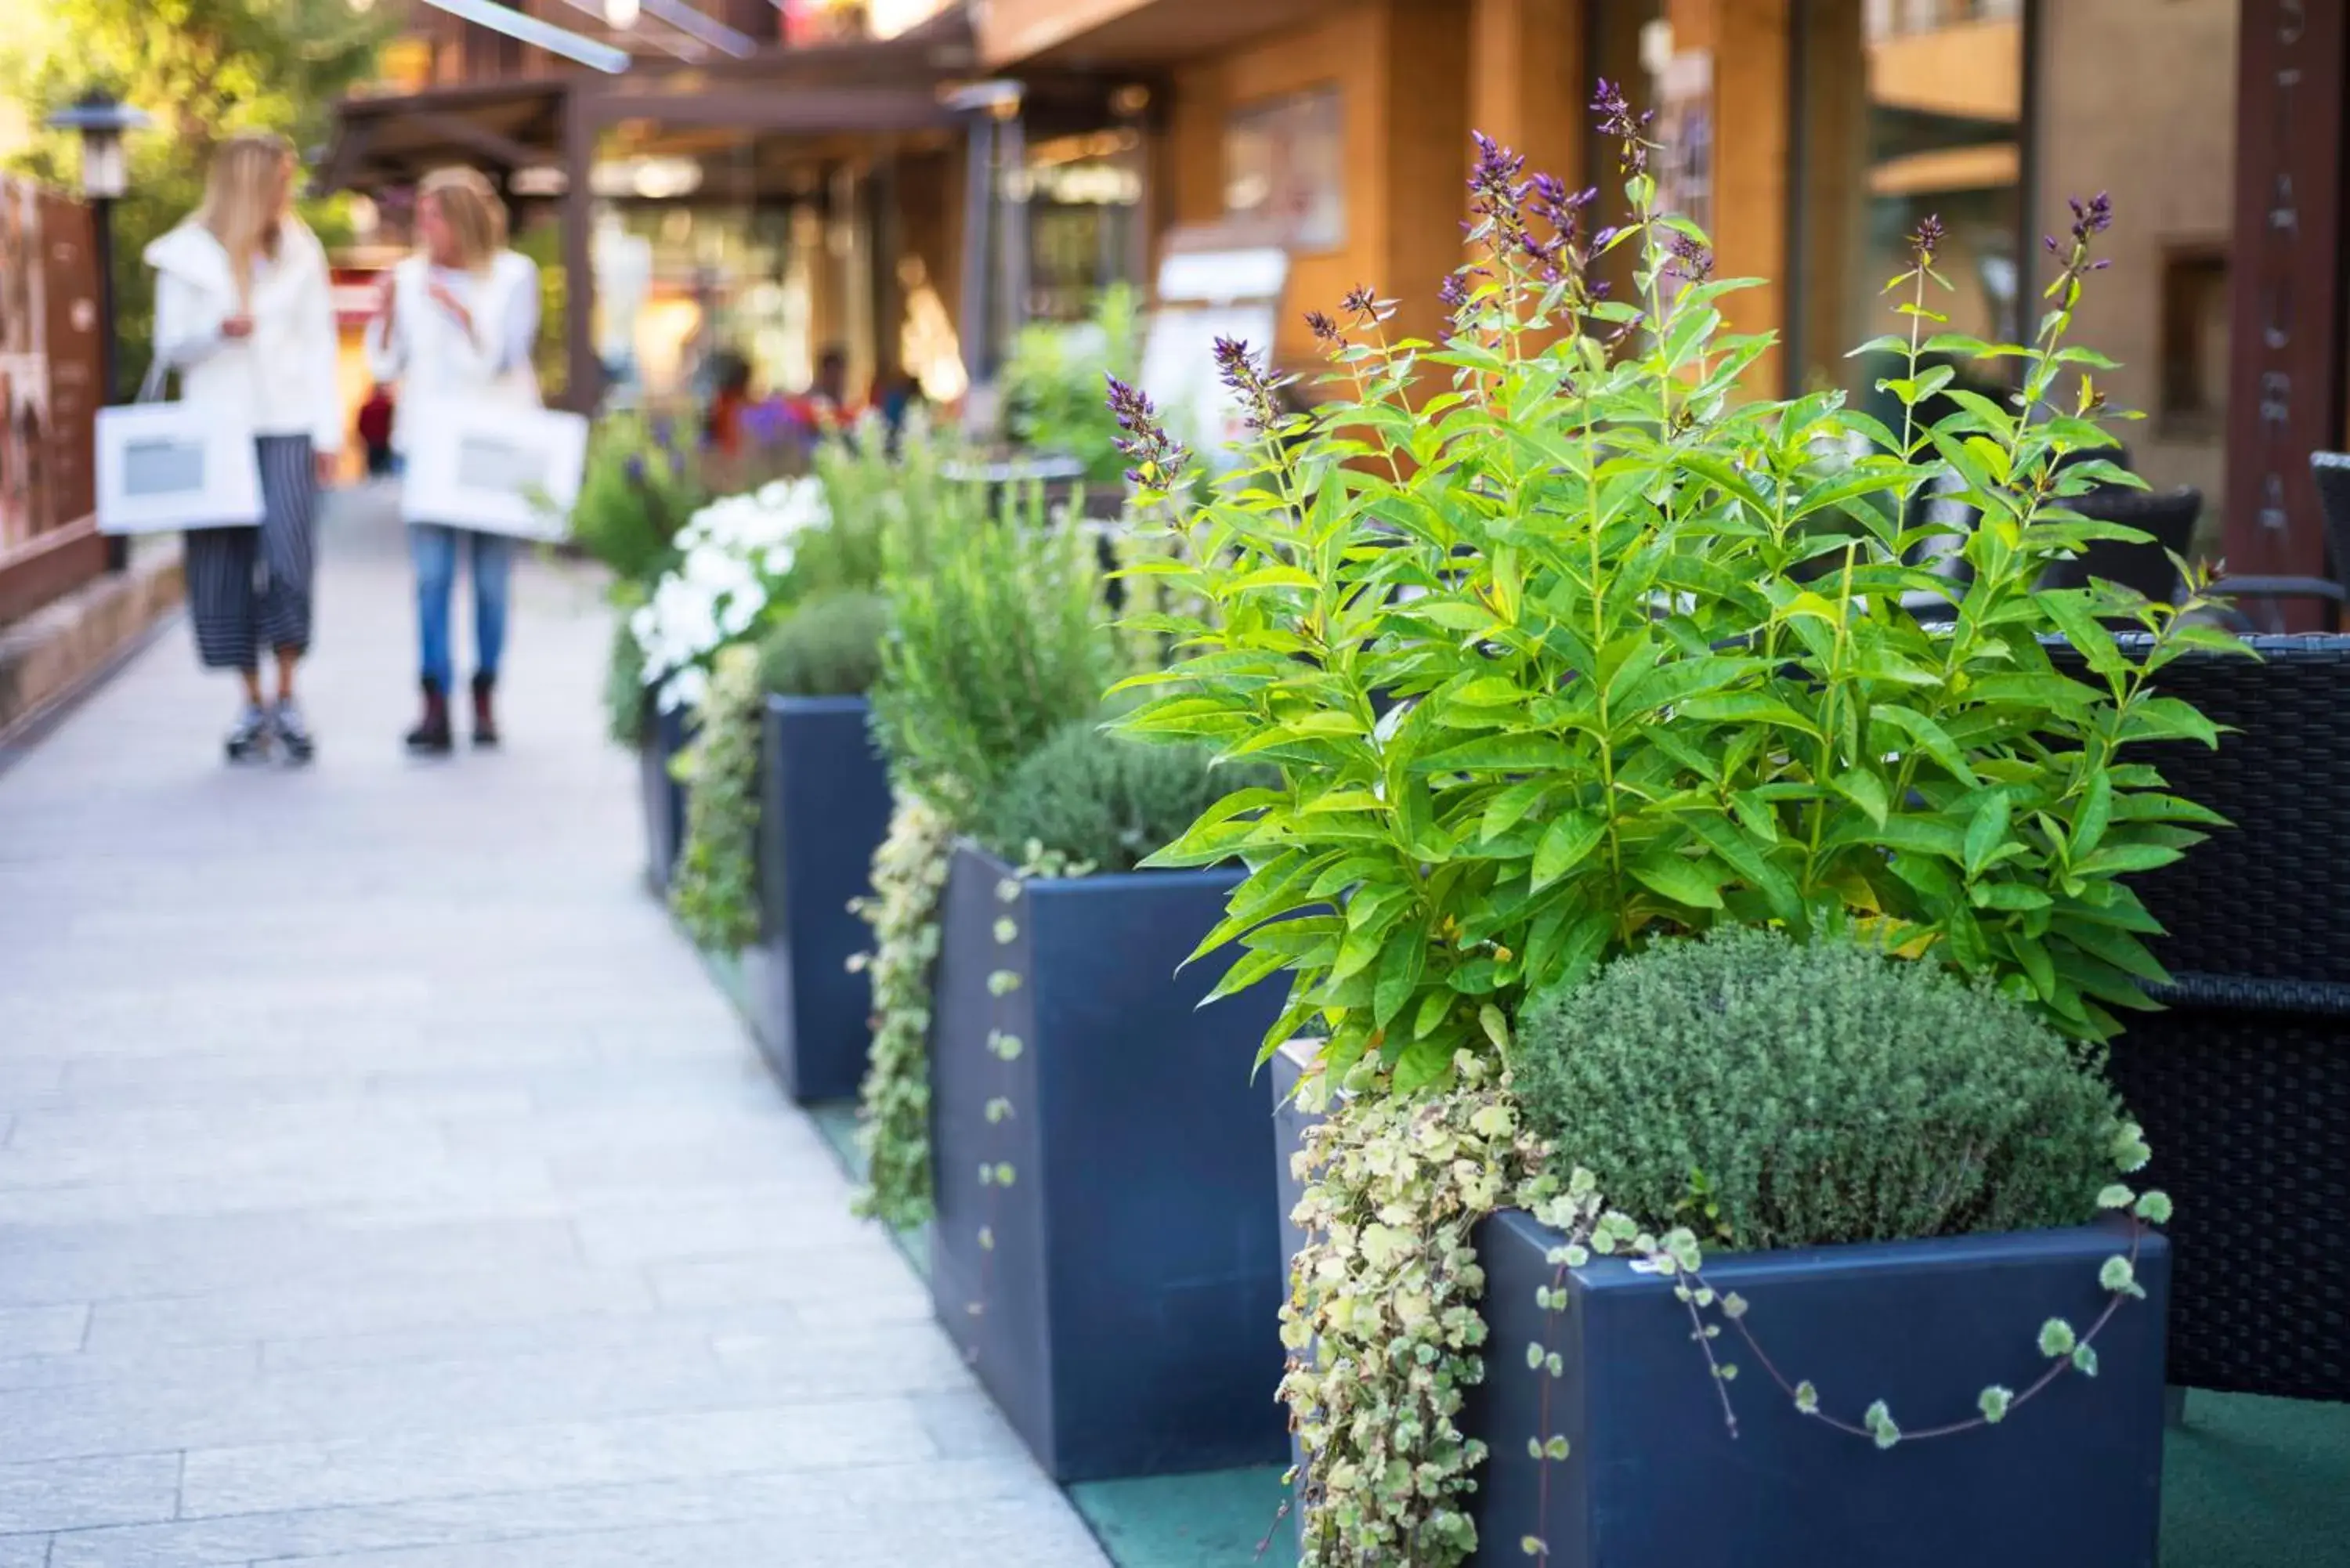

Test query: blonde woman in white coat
[146,132,341,764]
[367,166,540,753]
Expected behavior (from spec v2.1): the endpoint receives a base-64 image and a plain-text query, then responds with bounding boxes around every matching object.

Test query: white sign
[1138,244,1288,477]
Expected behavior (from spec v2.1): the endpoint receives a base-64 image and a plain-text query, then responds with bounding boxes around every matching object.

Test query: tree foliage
[2,0,385,396]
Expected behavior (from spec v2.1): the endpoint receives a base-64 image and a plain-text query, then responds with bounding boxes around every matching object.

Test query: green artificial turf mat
[1069,1465,1292,1568]
[2161,1389,2350,1568]
[1071,1395,2349,1567]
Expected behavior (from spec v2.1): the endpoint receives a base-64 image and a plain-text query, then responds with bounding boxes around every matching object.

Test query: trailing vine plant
[668,642,764,953]
[848,789,954,1228]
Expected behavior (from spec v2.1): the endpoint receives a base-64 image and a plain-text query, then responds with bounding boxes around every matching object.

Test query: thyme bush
[1511,927,2124,1252]
[976,720,1273,875]
[759,591,889,699]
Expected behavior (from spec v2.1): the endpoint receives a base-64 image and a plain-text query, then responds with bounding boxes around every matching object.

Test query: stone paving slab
[0,489,1105,1566]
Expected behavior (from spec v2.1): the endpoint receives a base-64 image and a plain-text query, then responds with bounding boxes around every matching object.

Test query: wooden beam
[588,87,959,134]
[2222,0,2350,628]
[403,109,548,172]
[562,82,602,416]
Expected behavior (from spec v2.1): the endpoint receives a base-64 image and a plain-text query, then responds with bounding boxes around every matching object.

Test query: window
[1791,0,2026,407]
[2158,247,2230,432]
[1222,89,1345,253]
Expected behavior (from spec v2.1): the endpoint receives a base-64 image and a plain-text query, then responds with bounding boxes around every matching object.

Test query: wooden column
[1712,0,1790,396]
[559,81,601,417]
[2223,0,2350,628]
[1468,0,1582,186]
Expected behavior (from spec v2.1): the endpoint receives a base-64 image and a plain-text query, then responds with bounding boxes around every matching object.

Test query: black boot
[404,679,454,755]
[470,672,500,749]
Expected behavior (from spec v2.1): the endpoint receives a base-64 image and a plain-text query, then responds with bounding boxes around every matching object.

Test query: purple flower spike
[1104,372,1191,487]
[1665,232,1713,284]
[1911,213,1945,266]
[1305,309,1343,345]
[1211,337,1283,433]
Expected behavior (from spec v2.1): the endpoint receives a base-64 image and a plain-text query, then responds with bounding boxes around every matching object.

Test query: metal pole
[92,193,125,573]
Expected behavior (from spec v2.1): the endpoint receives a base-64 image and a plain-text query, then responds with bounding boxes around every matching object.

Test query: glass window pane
[1792,0,2026,421]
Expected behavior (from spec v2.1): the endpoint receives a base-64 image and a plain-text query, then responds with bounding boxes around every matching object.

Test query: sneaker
[273,699,316,764]
[223,703,273,764]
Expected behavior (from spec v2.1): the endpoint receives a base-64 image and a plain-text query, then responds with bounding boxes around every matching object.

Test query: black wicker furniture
[2215,453,2349,632]
[2038,486,2200,603]
[2063,634,2350,1402]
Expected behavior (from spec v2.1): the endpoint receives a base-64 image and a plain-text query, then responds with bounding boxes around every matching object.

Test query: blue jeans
[412,526,512,692]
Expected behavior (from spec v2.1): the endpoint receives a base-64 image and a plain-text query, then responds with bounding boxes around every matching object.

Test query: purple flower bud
[1664,231,1713,283]
[1305,309,1343,345]
[1910,213,1945,266]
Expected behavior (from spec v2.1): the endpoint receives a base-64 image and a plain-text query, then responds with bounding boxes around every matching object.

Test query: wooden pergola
[319,26,988,411]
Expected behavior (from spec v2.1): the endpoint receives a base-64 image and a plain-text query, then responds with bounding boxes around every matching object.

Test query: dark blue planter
[1271,1046,2173,1567]
[745,695,890,1102]
[638,702,694,897]
[927,842,1289,1483]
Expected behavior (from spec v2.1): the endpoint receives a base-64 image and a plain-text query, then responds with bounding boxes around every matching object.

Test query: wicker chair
[2057,634,2350,1401]
[2037,486,2200,603]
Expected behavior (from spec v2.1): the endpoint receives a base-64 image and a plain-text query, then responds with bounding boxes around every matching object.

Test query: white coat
[145,219,343,454]
[364,251,541,453]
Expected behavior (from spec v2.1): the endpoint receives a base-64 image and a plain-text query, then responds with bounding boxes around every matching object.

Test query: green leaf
[1875,706,1981,787]
[1630,850,1727,911]
[1531,812,1607,891]
[2034,589,2127,677]
[1832,768,1890,827]
[1372,929,1426,1028]
[1963,792,2012,879]
[1480,779,1553,843]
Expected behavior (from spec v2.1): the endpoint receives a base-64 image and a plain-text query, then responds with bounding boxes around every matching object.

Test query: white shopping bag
[399,396,588,542]
[94,364,264,535]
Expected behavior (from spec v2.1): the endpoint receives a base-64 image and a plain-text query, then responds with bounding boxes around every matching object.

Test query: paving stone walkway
[0,490,1108,1567]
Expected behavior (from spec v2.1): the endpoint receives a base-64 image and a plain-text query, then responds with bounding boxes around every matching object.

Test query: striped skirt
[185,435,320,671]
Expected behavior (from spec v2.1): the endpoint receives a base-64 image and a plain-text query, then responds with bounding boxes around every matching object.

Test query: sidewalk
[0,487,1108,1567]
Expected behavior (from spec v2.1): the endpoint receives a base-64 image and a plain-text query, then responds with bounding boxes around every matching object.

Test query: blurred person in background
[368,166,540,755]
[356,382,396,478]
[145,132,342,764]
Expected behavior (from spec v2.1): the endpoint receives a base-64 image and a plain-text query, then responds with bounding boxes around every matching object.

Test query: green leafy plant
[1001,283,1141,485]
[975,719,1274,876]
[870,483,1114,821]
[851,479,1117,1228]
[605,584,651,745]
[1511,926,2124,1252]
[1115,117,2240,1100]
[759,590,889,699]
[669,644,763,953]
[577,412,703,584]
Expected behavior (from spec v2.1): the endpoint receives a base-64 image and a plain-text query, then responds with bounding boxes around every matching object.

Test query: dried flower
[1305,309,1343,345]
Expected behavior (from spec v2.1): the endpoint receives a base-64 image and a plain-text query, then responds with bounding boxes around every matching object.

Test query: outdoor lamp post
[46,90,150,571]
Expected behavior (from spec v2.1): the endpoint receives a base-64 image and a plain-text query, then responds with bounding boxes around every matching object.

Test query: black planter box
[638,701,695,896]
[1271,1046,2173,1568]
[743,695,891,1102]
[928,842,1290,1483]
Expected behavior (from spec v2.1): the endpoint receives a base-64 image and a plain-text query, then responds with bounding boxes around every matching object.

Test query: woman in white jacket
[146,132,342,763]
[367,165,540,753]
